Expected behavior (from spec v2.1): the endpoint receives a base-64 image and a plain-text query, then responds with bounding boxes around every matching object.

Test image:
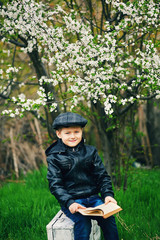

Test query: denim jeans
[61,195,119,240]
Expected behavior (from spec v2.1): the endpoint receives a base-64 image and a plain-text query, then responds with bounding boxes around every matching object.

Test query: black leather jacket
[46,139,114,209]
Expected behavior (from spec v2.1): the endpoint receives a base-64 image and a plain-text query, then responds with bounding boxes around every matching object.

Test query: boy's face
[56,126,83,147]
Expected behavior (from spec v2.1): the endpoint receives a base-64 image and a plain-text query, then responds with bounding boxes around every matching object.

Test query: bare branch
[101,0,109,21]
[30,110,47,127]
[9,39,26,48]
[0,93,8,99]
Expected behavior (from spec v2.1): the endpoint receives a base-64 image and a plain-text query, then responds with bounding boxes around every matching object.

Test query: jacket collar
[45,138,84,156]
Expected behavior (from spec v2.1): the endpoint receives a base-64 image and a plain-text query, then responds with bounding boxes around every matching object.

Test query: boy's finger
[75,204,86,211]
[105,197,117,205]
[79,205,86,209]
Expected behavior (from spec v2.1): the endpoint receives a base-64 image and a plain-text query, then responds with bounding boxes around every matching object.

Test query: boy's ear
[56,130,61,139]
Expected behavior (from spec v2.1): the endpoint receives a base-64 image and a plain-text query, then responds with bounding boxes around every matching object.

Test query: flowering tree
[0,0,159,176]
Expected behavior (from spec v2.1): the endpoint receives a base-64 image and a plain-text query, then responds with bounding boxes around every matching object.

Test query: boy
[46,112,119,240]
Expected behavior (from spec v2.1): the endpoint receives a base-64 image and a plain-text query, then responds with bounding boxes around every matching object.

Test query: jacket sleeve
[92,149,114,199]
[47,155,75,208]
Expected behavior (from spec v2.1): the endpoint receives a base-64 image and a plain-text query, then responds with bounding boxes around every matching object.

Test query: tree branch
[0,93,8,99]
[119,102,134,115]
[30,110,47,128]
[9,39,26,48]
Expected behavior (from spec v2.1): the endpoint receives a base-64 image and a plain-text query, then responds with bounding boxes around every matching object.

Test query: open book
[77,202,122,219]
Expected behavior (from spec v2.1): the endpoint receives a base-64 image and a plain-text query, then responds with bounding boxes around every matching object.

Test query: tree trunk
[27,48,60,139]
[147,99,160,167]
[99,129,115,177]
[10,128,19,178]
[138,104,153,166]
[91,102,116,180]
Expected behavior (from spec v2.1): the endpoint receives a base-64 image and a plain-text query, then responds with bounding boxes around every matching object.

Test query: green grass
[115,168,160,240]
[0,167,60,240]
[0,166,160,240]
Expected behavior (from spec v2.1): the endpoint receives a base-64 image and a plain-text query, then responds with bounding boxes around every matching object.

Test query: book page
[77,202,122,218]
[101,203,121,215]
[78,208,103,216]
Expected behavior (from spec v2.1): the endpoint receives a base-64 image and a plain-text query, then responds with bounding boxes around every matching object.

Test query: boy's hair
[52,112,87,130]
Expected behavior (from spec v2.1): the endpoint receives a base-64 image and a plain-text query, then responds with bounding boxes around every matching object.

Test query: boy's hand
[105,196,117,205]
[69,203,86,214]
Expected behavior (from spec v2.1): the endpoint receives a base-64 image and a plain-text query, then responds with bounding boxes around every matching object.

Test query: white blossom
[0,0,159,119]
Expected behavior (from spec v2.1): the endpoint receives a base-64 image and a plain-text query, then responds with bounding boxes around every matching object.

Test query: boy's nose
[70,133,75,138]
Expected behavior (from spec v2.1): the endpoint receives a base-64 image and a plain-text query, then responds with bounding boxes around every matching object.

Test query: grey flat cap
[52,112,88,129]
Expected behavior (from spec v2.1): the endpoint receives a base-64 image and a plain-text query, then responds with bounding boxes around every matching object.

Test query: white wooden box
[46,210,101,240]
